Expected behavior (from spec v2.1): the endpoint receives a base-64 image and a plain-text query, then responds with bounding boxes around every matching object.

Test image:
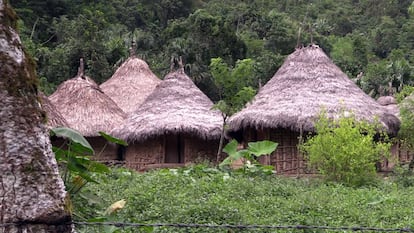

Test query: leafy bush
[300,112,391,186]
[398,96,414,149]
[392,165,414,187]
[397,95,414,173]
[395,85,414,103]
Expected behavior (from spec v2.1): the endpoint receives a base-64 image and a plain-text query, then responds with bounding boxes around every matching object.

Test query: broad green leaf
[231,150,248,160]
[247,140,278,157]
[70,142,94,155]
[51,127,94,153]
[219,157,233,168]
[53,146,68,161]
[99,131,128,146]
[222,139,239,157]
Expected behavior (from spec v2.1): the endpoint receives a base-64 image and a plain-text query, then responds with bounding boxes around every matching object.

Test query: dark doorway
[164,134,184,163]
[117,145,126,161]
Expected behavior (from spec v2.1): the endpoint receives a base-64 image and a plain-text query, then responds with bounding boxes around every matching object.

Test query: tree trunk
[216,114,228,163]
[0,1,73,232]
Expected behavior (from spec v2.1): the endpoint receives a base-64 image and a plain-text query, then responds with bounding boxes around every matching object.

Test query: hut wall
[88,136,119,162]
[380,142,414,171]
[397,146,414,165]
[123,135,218,171]
[124,138,163,171]
[183,135,219,164]
[244,127,306,174]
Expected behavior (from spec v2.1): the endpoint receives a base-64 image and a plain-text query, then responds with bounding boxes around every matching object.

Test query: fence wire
[1,222,413,232]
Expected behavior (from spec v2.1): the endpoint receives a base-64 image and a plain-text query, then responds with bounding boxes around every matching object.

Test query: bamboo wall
[88,136,119,161]
[183,135,219,163]
[123,134,219,171]
[124,138,164,171]
[243,127,308,174]
[381,143,414,171]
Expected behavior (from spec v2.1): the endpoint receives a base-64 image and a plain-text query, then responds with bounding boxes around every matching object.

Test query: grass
[73,165,414,232]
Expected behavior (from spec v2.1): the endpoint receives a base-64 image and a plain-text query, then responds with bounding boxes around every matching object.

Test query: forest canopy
[12,0,414,100]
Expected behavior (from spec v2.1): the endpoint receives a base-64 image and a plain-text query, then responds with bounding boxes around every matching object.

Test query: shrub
[300,112,391,186]
[392,165,414,187]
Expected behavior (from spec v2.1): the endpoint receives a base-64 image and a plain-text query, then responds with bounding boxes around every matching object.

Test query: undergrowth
[73,166,414,232]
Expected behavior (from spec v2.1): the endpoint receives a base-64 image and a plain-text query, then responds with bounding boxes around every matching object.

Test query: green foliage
[361,49,413,97]
[50,127,126,218]
[301,112,391,187]
[12,0,414,99]
[361,60,391,97]
[52,127,93,153]
[219,139,277,175]
[210,57,256,116]
[99,131,128,146]
[328,34,369,78]
[74,167,414,232]
[246,140,278,157]
[392,165,414,187]
[396,85,414,103]
[398,96,414,149]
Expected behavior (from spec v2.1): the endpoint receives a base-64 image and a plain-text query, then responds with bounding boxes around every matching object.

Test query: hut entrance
[164,134,184,163]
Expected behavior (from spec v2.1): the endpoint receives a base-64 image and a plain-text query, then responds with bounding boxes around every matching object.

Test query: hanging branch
[29,17,39,40]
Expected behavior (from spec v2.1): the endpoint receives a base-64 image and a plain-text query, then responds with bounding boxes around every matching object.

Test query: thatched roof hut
[112,67,222,142]
[377,96,399,119]
[38,92,70,128]
[100,46,161,114]
[49,62,126,137]
[229,45,400,136]
[111,63,223,170]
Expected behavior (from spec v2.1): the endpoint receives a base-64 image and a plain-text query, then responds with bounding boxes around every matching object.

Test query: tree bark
[0,1,73,232]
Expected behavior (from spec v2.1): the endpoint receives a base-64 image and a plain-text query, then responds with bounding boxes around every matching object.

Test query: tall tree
[0,1,72,232]
[210,57,256,157]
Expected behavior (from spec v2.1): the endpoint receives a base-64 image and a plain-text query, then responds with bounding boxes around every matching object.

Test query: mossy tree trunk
[0,1,73,232]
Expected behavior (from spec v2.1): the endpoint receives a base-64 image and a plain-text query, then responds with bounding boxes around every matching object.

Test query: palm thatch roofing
[100,55,161,114]
[228,45,400,135]
[377,96,399,119]
[111,68,223,142]
[49,70,126,137]
[38,92,70,128]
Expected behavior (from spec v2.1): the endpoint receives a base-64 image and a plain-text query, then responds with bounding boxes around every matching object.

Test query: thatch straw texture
[377,96,399,119]
[100,56,161,114]
[112,68,223,142]
[38,92,70,128]
[49,75,126,137]
[229,45,400,135]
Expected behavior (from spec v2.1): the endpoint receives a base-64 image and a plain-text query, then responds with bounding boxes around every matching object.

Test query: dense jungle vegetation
[12,0,414,100]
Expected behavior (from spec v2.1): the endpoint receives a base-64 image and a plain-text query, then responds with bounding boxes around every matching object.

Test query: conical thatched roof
[111,68,223,142]
[100,55,161,114]
[38,92,70,128]
[377,96,399,119]
[49,68,126,137]
[229,45,400,135]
